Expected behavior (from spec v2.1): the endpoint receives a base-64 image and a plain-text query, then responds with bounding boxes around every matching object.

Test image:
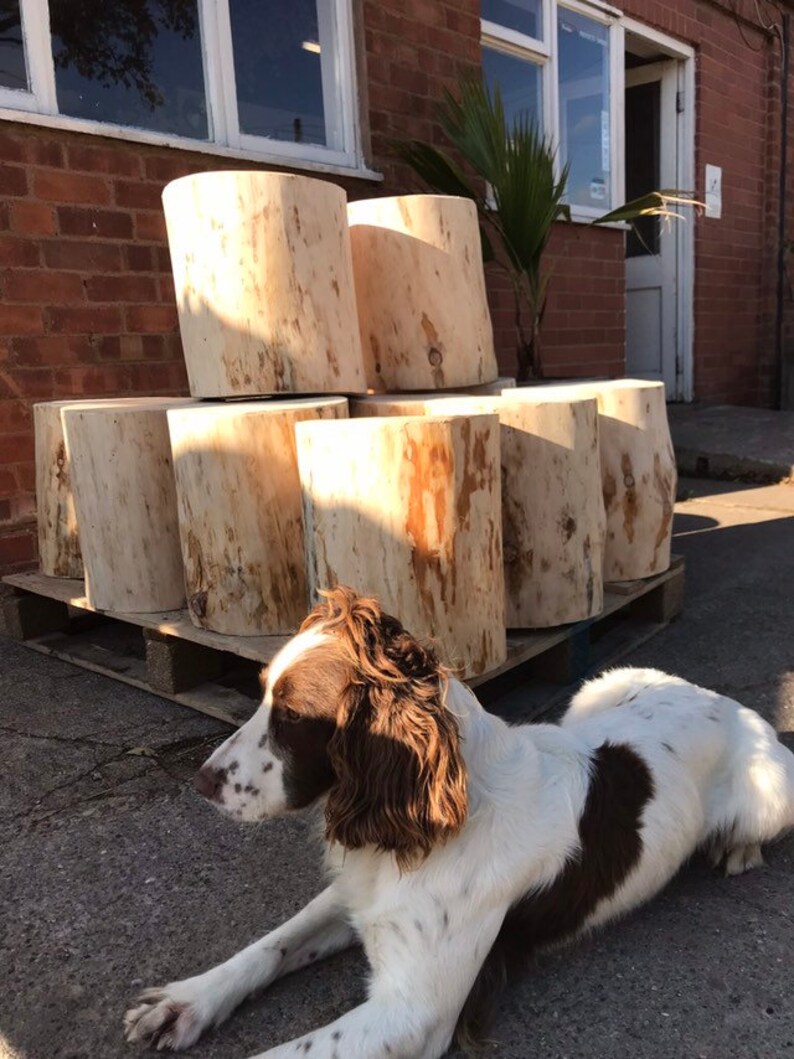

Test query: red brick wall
[487,225,625,380]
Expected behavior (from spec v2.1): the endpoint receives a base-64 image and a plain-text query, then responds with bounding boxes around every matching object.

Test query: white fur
[125,657,794,1058]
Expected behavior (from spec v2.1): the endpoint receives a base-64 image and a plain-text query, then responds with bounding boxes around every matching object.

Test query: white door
[624,61,678,395]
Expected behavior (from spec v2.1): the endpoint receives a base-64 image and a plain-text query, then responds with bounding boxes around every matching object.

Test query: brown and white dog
[125,586,794,1058]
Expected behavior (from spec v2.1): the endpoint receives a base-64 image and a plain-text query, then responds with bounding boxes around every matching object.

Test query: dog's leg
[124,884,354,1052]
[246,908,506,1059]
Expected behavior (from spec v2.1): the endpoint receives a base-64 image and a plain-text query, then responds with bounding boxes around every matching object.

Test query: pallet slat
[2,557,685,725]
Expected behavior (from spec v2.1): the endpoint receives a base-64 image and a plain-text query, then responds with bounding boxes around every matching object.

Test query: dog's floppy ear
[313,587,468,870]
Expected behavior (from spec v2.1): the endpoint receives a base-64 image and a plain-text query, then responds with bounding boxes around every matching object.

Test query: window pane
[0,0,28,91]
[557,8,610,208]
[50,0,208,139]
[230,0,331,147]
[482,45,542,131]
[482,0,542,41]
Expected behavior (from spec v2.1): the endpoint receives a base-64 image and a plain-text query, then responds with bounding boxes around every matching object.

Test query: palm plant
[397,78,698,381]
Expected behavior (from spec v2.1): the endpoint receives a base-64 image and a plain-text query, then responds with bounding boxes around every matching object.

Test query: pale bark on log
[519,381,677,580]
[163,171,367,398]
[62,399,195,612]
[443,394,604,627]
[352,392,605,627]
[168,397,348,635]
[347,195,498,392]
[34,401,84,578]
[296,413,506,677]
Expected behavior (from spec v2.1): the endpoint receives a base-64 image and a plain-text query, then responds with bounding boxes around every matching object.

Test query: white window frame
[481,0,554,137]
[554,0,623,219]
[481,0,625,222]
[0,0,378,180]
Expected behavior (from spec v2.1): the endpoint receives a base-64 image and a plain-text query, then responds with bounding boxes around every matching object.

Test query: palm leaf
[594,190,703,225]
[394,140,481,204]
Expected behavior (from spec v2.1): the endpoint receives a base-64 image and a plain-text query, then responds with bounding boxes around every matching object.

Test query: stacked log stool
[348,195,498,392]
[34,400,85,579]
[540,380,677,580]
[167,397,348,635]
[62,398,196,612]
[296,413,506,677]
[351,391,606,629]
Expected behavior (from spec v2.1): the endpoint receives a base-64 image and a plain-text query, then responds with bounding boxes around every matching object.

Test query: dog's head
[195,587,468,867]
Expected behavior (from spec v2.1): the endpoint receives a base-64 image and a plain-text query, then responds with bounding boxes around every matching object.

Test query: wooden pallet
[1,557,685,726]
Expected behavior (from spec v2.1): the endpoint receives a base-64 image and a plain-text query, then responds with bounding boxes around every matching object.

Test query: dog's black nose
[194,765,225,801]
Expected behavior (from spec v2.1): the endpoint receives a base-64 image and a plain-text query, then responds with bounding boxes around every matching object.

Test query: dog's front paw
[124,984,211,1051]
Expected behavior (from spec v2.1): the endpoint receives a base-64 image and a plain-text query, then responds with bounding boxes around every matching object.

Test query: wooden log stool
[539,380,677,580]
[163,170,367,398]
[347,195,498,393]
[34,400,85,578]
[296,413,506,678]
[167,397,348,636]
[351,391,606,628]
[62,398,196,612]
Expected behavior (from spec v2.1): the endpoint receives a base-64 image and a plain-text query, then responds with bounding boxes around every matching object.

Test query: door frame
[625,59,678,393]
[619,18,695,402]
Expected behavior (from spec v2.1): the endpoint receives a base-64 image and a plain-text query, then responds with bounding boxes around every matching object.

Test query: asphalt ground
[2,477,793,1059]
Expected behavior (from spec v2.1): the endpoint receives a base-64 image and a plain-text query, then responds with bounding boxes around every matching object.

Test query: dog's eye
[282,706,301,723]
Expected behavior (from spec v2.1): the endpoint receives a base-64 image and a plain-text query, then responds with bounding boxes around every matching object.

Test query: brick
[47,306,124,335]
[128,360,188,393]
[43,240,124,272]
[125,305,179,333]
[24,139,65,167]
[153,246,173,272]
[54,364,134,396]
[9,492,35,523]
[85,274,158,302]
[16,460,34,491]
[0,133,25,163]
[0,468,17,498]
[0,305,44,336]
[9,201,56,235]
[0,400,32,433]
[0,529,36,568]
[144,155,201,183]
[0,237,39,267]
[126,245,154,272]
[134,210,167,241]
[67,144,143,177]
[0,369,54,401]
[158,274,176,304]
[34,170,111,205]
[12,335,91,367]
[114,180,165,210]
[4,270,84,304]
[96,335,122,360]
[0,432,34,463]
[0,166,28,197]
[57,207,133,239]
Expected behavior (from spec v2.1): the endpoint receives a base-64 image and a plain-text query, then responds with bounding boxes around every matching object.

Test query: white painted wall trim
[621,16,696,401]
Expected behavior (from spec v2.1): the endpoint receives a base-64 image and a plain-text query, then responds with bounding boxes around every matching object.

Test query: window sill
[567,207,629,231]
[0,106,384,182]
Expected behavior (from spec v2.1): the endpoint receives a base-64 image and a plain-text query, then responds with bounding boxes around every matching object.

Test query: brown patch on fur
[299,587,468,870]
[456,742,654,1050]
